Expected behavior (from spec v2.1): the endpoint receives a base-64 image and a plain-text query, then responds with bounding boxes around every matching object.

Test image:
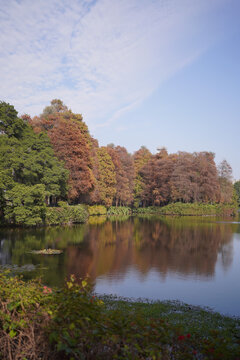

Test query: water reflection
[0,216,239,315]
[0,216,235,282]
[65,216,235,281]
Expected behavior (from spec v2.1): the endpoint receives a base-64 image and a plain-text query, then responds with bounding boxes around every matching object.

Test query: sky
[0,0,240,179]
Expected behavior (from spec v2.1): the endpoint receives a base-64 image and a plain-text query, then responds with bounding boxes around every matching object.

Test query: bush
[134,202,238,216]
[0,272,239,360]
[45,205,88,225]
[0,271,52,359]
[57,201,69,208]
[87,205,107,216]
[107,206,132,216]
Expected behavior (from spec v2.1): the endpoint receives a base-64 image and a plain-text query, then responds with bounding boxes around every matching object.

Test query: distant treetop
[41,99,69,118]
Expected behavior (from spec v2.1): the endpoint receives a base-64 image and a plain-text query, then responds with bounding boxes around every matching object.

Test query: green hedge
[45,205,88,225]
[135,202,238,216]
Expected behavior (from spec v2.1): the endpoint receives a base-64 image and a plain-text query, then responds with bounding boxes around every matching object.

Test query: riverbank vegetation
[0,271,239,360]
[135,202,237,216]
[0,99,238,226]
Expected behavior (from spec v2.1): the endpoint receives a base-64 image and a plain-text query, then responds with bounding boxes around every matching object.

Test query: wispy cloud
[0,0,228,129]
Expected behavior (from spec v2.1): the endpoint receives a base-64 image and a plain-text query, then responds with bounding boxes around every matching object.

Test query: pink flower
[43,286,52,294]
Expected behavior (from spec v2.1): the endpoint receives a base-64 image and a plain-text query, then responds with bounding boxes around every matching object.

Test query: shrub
[87,205,107,216]
[57,201,69,208]
[45,205,88,225]
[107,206,132,216]
[0,271,52,359]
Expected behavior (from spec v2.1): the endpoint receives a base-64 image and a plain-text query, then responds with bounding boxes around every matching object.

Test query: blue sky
[0,0,240,178]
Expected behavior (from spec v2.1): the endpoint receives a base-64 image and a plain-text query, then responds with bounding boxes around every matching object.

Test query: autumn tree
[194,152,220,203]
[107,145,134,206]
[171,152,220,203]
[133,146,151,207]
[141,148,175,206]
[96,147,116,207]
[31,101,95,203]
[218,160,233,203]
[40,99,68,118]
[171,152,198,203]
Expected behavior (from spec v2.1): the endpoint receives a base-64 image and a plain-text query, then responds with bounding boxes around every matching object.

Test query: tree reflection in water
[0,216,236,287]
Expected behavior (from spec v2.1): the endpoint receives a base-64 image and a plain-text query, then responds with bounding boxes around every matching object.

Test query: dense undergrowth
[0,271,240,360]
[135,202,238,217]
[45,204,88,225]
[0,202,238,227]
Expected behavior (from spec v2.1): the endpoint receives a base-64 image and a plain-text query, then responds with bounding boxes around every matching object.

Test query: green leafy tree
[4,184,46,226]
[0,101,25,138]
[0,101,68,225]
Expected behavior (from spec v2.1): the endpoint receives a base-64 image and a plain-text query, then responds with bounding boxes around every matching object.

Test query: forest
[0,99,239,226]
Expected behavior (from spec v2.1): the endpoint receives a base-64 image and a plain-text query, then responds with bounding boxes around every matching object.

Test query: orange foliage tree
[31,101,95,203]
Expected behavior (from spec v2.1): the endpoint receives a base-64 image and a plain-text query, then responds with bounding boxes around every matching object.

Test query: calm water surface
[0,215,240,317]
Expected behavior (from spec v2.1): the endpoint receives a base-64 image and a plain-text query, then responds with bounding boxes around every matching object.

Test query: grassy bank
[1,202,237,227]
[135,202,238,217]
[0,271,239,359]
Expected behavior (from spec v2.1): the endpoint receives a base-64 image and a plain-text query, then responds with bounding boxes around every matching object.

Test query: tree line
[0,99,237,224]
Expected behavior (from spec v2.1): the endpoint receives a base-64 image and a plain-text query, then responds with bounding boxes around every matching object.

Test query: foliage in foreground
[0,271,240,360]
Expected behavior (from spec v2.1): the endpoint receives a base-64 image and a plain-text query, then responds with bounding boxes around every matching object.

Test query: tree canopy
[0,99,236,226]
[0,101,68,225]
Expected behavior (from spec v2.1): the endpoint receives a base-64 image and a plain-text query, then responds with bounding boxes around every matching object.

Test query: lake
[0,215,240,317]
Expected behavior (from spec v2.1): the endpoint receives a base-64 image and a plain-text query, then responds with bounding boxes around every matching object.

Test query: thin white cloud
[0,0,229,129]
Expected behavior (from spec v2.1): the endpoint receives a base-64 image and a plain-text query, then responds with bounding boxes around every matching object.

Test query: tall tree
[0,102,68,224]
[218,160,233,203]
[171,152,198,203]
[107,145,134,206]
[31,101,95,203]
[234,181,240,206]
[171,152,220,203]
[133,146,151,207]
[141,148,175,206]
[194,152,220,203]
[96,147,116,207]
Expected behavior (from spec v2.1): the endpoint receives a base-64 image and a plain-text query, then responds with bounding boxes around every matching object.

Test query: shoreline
[1,272,240,359]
